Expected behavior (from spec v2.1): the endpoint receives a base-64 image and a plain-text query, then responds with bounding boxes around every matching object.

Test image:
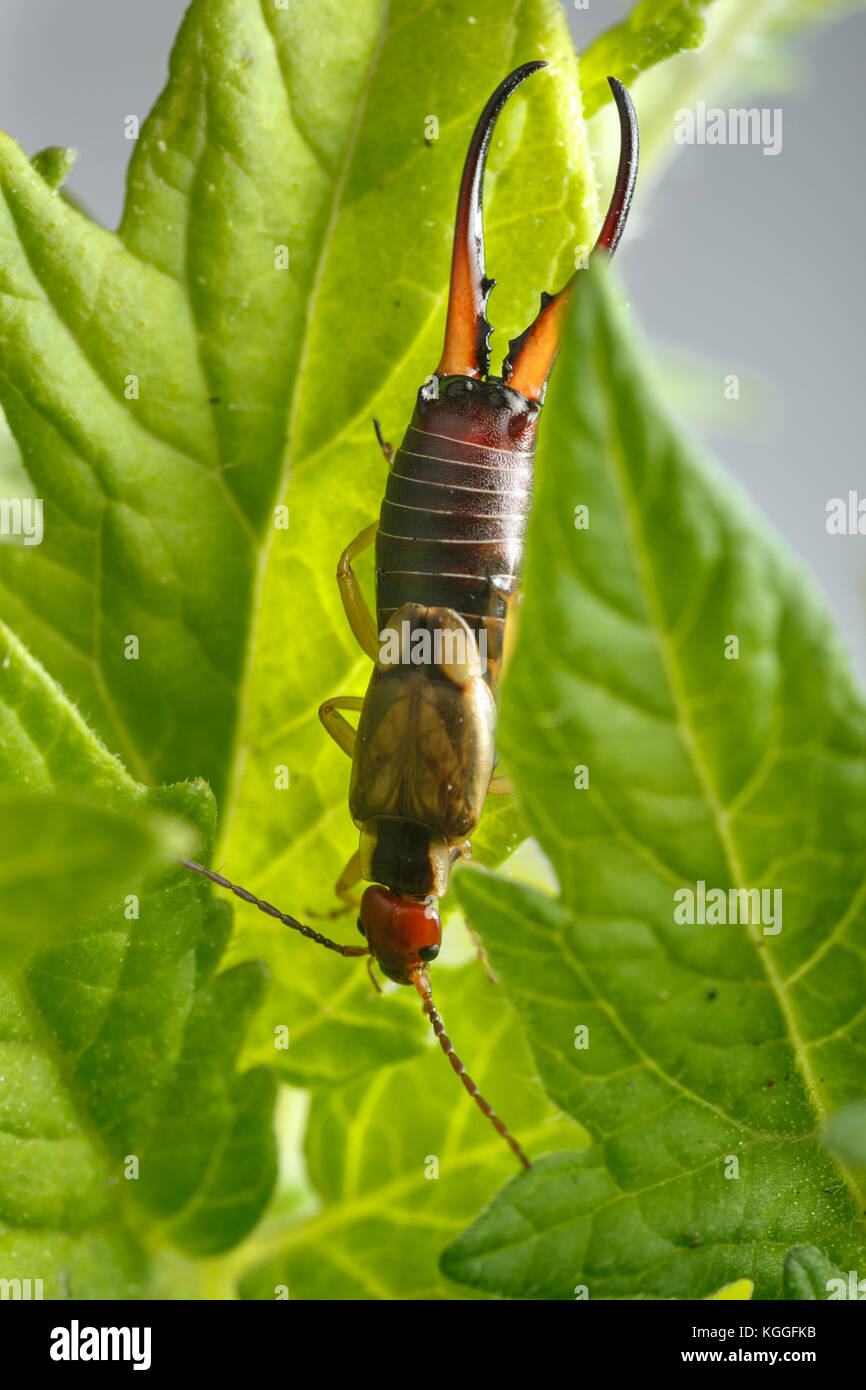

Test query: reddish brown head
[179,862,530,1168]
[358,884,442,985]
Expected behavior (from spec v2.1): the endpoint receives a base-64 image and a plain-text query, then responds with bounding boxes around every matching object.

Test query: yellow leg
[309,847,363,920]
[335,849,362,904]
[337,522,380,661]
[318,696,363,758]
[500,587,523,681]
[315,698,365,918]
[466,916,498,984]
[373,418,395,467]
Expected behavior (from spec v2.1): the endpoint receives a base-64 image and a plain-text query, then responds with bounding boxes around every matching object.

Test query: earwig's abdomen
[376,376,540,686]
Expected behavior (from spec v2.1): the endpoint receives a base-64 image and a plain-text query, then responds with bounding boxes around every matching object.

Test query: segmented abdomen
[376,398,536,685]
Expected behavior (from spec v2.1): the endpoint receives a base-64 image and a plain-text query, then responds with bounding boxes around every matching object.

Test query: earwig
[185,64,639,1168]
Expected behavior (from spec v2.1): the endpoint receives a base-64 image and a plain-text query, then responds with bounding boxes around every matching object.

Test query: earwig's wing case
[349,605,497,844]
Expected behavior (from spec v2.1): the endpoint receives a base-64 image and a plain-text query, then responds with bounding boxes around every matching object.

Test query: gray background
[0,1,863,670]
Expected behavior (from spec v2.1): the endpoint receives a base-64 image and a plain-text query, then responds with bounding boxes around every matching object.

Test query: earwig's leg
[335,849,362,902]
[319,696,364,758]
[465,915,498,984]
[373,418,395,468]
[309,848,364,919]
[500,588,523,681]
[314,701,365,918]
[337,522,380,661]
[487,775,515,795]
[367,958,384,994]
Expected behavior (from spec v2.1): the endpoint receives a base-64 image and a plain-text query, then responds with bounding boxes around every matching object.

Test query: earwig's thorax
[349,602,498,891]
[358,815,453,899]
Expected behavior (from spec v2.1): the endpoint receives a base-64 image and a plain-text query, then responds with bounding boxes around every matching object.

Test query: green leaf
[0,618,276,1290]
[585,0,866,187]
[0,405,31,497]
[782,1244,845,1300]
[236,965,584,1300]
[0,791,195,960]
[579,0,714,119]
[445,267,866,1300]
[825,1100,866,1168]
[30,147,77,191]
[708,1277,753,1298]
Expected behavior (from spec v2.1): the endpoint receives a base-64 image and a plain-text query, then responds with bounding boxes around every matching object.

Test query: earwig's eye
[418,944,440,962]
[356,917,366,937]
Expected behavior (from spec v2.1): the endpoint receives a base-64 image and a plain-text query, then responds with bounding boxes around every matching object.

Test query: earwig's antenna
[181,859,371,959]
[436,60,547,380]
[183,862,530,1167]
[503,75,639,402]
[413,970,531,1169]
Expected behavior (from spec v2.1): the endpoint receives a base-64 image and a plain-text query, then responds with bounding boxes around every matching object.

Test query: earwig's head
[180,857,530,1168]
[357,884,442,985]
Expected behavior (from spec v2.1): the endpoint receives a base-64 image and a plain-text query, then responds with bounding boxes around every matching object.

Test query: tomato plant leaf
[0,618,276,1291]
[236,965,584,1301]
[825,1100,866,1169]
[579,0,714,119]
[709,1277,753,1299]
[444,267,866,1300]
[782,1245,845,1300]
[0,791,194,960]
